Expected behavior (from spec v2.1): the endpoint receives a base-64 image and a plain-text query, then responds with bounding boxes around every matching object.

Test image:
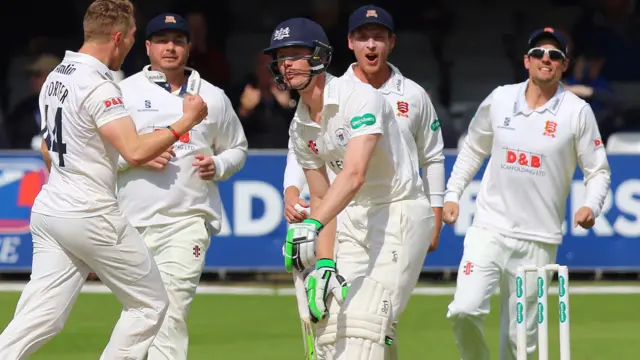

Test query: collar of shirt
[293,73,339,128]
[142,65,201,96]
[343,62,404,95]
[512,79,566,116]
[63,51,114,81]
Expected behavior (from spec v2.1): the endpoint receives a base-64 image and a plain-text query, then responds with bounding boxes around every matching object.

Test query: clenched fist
[443,201,460,225]
[574,206,595,229]
[183,95,208,125]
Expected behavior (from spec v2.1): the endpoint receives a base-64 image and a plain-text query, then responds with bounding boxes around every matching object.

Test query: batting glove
[284,218,322,273]
[306,259,349,323]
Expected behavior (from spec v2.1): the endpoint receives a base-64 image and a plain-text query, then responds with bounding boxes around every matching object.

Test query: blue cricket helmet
[264,18,332,90]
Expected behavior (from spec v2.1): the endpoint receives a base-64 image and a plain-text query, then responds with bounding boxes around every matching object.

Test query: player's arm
[311,89,383,233]
[91,82,205,167]
[209,91,248,181]
[283,136,310,222]
[288,129,336,259]
[414,90,445,246]
[304,166,337,260]
[444,88,496,203]
[284,137,307,196]
[574,104,611,218]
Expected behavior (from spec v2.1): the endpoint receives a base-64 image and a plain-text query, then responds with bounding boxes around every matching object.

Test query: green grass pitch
[0,287,637,359]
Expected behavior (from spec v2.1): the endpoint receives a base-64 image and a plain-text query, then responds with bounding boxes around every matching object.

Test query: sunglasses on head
[527,47,566,61]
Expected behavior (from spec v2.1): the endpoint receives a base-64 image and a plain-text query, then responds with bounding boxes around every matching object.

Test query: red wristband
[167,125,180,141]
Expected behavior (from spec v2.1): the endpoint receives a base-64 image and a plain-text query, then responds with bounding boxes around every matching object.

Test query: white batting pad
[333,276,394,360]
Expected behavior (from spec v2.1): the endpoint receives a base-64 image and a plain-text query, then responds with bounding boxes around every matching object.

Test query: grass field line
[0,282,639,295]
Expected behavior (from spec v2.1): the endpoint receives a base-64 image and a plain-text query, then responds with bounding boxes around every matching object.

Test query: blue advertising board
[0,150,638,272]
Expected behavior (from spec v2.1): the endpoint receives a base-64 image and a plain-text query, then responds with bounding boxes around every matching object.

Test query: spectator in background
[310,0,350,75]
[186,11,231,89]
[564,47,620,142]
[5,54,60,150]
[231,53,297,149]
[571,0,640,80]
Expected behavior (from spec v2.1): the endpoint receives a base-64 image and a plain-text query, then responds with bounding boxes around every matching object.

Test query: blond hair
[83,0,134,42]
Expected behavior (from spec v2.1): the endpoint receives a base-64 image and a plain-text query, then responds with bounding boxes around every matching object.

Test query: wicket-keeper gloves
[284,218,323,273]
[306,259,349,323]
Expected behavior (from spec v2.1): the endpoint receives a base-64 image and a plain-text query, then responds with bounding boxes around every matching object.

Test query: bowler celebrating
[443,28,610,360]
[0,1,208,359]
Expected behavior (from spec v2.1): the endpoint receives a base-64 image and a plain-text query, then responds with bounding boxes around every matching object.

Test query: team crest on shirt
[396,101,409,118]
[543,120,557,138]
[334,127,349,147]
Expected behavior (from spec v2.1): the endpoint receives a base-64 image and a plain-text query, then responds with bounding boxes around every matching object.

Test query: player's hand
[193,154,215,180]
[284,193,310,223]
[143,147,175,170]
[574,206,595,229]
[306,260,348,323]
[183,95,208,125]
[443,201,459,225]
[283,219,322,272]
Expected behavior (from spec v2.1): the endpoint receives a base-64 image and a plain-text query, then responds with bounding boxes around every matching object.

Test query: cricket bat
[293,268,317,360]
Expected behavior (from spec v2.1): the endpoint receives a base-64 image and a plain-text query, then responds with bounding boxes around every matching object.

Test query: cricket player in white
[0,1,209,359]
[283,6,445,257]
[269,18,434,360]
[443,28,611,360]
[116,13,247,360]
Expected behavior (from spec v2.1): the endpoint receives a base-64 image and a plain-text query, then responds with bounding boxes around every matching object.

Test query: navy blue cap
[348,5,394,34]
[264,18,330,54]
[146,13,190,40]
[528,27,568,55]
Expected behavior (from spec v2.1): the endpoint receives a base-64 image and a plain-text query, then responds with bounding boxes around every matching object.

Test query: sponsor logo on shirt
[501,148,546,176]
[462,261,474,275]
[594,139,603,149]
[396,101,409,118]
[103,97,124,112]
[498,117,515,130]
[543,120,558,138]
[430,119,441,131]
[308,140,318,154]
[350,113,376,130]
[138,99,159,112]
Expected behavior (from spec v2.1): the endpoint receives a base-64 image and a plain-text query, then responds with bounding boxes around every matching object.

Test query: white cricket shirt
[342,63,445,206]
[32,51,130,218]
[445,81,611,244]
[289,74,425,206]
[284,64,446,207]
[116,66,248,234]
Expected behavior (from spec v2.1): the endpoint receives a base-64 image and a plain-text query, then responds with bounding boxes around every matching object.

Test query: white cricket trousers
[446,226,558,360]
[317,198,435,359]
[0,211,169,360]
[140,217,211,360]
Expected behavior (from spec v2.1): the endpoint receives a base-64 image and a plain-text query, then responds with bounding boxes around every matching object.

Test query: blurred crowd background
[1,0,639,151]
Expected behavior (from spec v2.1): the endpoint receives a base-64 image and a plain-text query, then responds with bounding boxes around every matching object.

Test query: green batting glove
[284,219,323,273]
[307,259,349,323]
